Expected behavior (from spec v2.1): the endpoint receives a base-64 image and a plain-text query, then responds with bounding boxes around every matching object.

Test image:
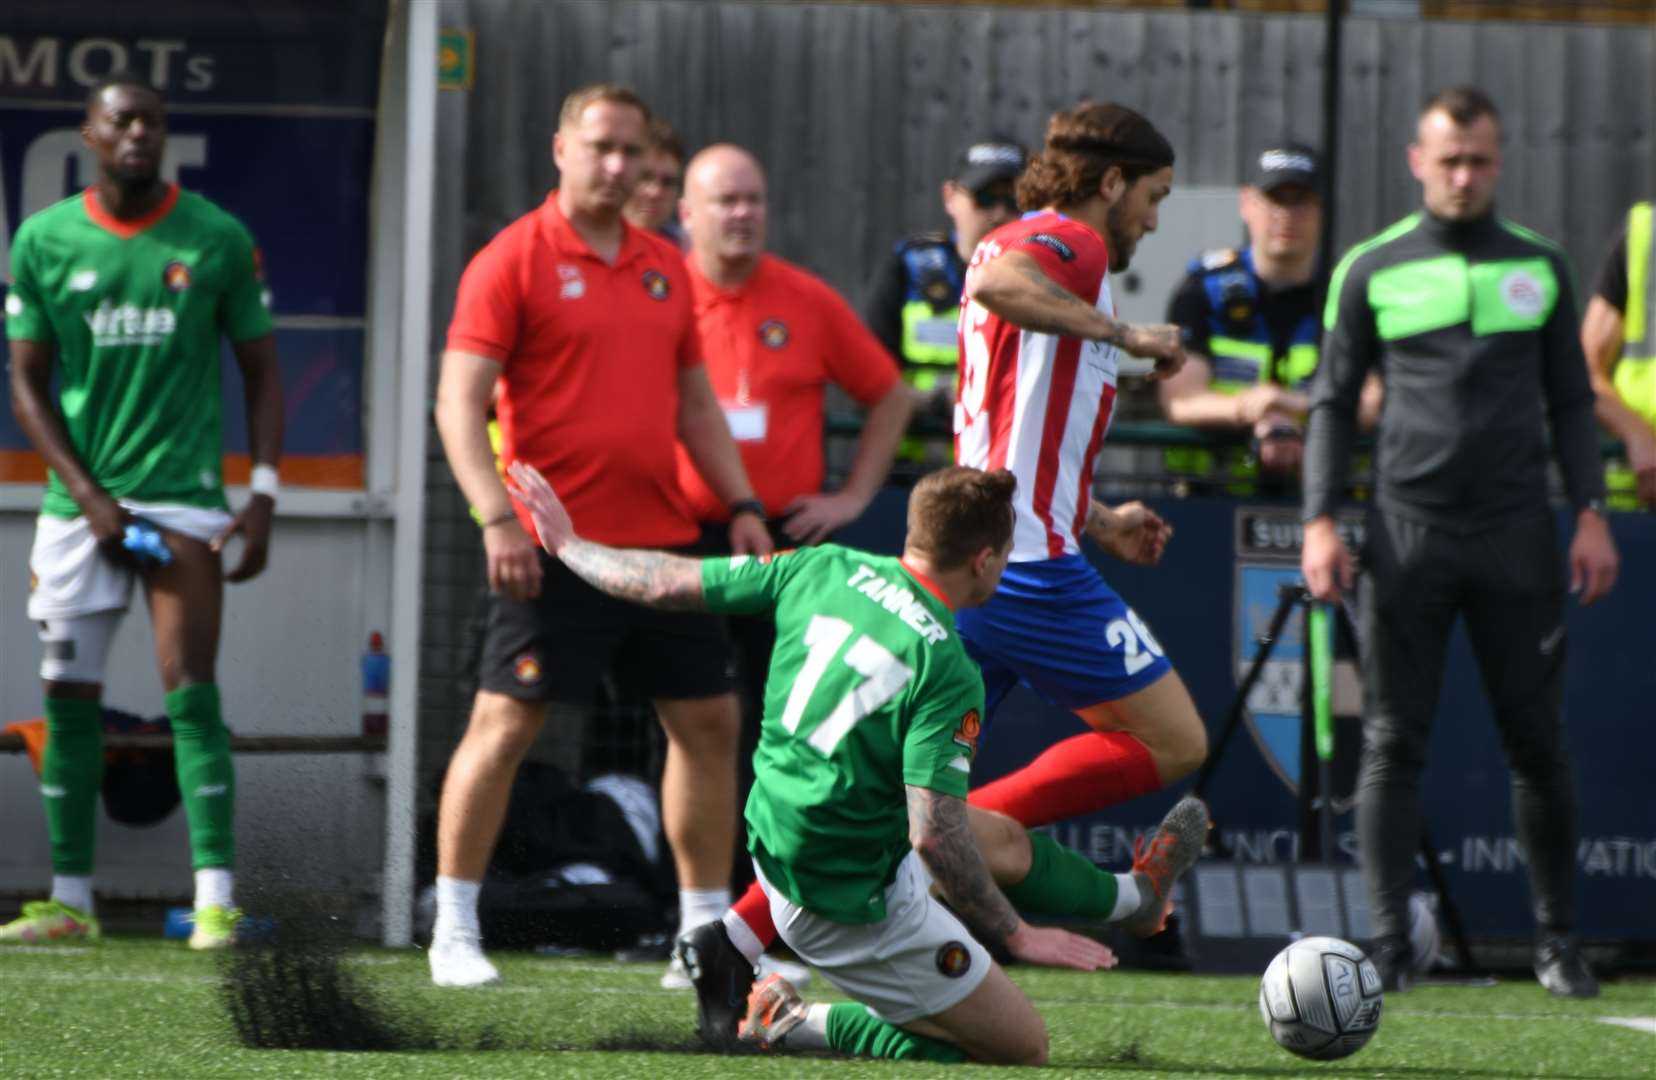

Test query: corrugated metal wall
[417,0,1656,786]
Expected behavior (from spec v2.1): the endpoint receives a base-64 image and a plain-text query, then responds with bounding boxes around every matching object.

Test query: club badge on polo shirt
[642,269,670,300]
[758,319,789,348]
[558,264,585,300]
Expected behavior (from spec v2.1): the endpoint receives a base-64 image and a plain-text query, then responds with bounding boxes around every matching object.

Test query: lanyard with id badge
[724,367,768,442]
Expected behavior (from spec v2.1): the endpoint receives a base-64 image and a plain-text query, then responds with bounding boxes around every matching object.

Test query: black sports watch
[729,498,767,521]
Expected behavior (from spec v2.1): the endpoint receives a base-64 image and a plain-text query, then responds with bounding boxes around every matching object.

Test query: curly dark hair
[1016,101,1173,212]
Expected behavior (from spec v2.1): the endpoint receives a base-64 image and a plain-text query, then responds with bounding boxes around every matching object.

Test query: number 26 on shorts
[1107,609,1165,676]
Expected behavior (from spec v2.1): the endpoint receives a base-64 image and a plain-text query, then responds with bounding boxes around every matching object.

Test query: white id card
[723,404,769,442]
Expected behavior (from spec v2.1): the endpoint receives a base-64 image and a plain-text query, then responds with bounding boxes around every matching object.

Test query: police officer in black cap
[863,137,1027,461]
[1160,142,1380,493]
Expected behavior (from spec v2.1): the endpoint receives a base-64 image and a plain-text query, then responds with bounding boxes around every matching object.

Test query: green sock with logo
[825,1002,968,1062]
[42,697,105,876]
[166,683,235,870]
[1002,830,1120,918]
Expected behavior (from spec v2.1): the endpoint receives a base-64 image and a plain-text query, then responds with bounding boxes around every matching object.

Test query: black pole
[1317,0,1345,278]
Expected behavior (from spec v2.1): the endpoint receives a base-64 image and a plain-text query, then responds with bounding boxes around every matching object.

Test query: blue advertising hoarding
[0,0,385,487]
[837,491,1656,940]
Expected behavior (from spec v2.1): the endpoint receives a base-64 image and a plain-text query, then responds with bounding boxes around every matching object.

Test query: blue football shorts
[955,552,1172,715]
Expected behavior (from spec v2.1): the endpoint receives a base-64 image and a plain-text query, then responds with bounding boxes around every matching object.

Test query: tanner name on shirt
[845,565,949,645]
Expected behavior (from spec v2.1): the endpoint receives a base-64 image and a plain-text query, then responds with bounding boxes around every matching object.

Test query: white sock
[194,867,235,911]
[1109,873,1143,922]
[781,1003,833,1051]
[722,908,765,966]
[50,875,94,915]
[433,876,482,943]
[678,887,730,939]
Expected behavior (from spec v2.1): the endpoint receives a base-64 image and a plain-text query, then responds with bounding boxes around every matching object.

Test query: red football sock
[968,731,1162,826]
[729,877,777,949]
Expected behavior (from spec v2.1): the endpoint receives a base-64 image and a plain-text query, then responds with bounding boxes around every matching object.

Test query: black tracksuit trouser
[1356,508,1579,940]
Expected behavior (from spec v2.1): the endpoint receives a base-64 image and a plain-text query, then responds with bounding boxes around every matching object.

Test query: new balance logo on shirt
[84,300,177,347]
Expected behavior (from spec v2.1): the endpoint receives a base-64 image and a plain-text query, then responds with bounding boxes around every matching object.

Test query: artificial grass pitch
[0,935,1650,1079]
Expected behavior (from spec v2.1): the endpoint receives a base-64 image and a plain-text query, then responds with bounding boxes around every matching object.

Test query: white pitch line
[1598,1017,1656,1035]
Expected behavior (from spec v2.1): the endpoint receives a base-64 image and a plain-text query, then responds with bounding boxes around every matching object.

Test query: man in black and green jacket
[1301,87,1619,998]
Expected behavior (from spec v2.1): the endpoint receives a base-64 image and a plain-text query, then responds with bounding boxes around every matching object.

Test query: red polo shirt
[447,192,701,547]
[675,254,900,522]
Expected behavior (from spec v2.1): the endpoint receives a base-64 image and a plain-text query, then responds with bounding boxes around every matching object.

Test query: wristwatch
[729,498,766,521]
[1580,498,1609,518]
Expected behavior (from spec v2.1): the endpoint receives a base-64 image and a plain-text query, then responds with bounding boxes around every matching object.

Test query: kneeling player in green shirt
[3,76,283,951]
[510,461,1208,1065]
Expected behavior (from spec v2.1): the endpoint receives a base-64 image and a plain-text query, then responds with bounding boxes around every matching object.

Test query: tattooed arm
[907,784,1120,971]
[966,248,1119,340]
[507,460,704,610]
[558,538,706,611]
[906,784,1021,948]
[966,249,1186,370]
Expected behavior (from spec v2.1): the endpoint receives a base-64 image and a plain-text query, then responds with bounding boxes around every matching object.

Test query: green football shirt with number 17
[701,543,986,923]
[4,185,273,517]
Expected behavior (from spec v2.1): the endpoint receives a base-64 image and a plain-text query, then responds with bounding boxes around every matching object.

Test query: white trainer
[660,951,694,989]
[662,949,812,991]
[429,935,502,987]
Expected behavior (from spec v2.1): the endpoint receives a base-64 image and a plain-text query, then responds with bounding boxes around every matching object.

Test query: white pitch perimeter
[1598,1017,1656,1035]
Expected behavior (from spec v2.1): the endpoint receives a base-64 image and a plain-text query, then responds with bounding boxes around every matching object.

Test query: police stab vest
[1613,201,1654,422]
[897,236,965,391]
[1609,201,1655,508]
[1196,248,1320,393]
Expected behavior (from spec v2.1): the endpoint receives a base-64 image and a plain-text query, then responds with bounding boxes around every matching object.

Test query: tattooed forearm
[558,538,706,611]
[1096,321,1130,347]
[907,785,1020,948]
[1002,257,1130,343]
[1084,497,1110,533]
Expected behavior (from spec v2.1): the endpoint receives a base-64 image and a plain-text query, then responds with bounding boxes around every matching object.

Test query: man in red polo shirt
[675,144,913,544]
[666,144,912,989]
[430,84,770,989]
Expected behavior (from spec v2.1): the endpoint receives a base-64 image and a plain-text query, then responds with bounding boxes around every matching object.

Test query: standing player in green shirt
[510,460,1208,1065]
[2,77,283,950]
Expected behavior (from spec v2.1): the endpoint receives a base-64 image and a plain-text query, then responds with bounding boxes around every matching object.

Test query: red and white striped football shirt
[954,212,1125,562]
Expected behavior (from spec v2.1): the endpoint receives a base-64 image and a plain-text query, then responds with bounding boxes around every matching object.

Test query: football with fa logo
[1258,936,1384,1060]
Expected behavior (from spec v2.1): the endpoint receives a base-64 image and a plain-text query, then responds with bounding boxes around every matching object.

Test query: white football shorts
[756,850,992,1025]
[27,501,233,621]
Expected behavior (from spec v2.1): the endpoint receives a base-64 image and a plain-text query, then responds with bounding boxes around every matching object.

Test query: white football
[1259,936,1384,1060]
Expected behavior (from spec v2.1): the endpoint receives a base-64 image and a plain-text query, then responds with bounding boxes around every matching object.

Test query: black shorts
[477,549,734,704]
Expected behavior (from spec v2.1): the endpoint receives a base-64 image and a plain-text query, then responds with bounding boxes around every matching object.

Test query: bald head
[682,144,768,273]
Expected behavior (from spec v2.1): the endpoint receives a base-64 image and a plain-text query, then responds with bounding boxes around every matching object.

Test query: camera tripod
[1189,580,1477,972]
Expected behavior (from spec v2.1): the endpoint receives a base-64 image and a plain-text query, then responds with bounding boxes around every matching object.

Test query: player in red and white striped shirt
[679,104,1216,1046]
[953,101,1210,827]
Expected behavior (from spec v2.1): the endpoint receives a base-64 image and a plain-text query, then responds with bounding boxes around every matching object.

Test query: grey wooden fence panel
[437,1,1651,292]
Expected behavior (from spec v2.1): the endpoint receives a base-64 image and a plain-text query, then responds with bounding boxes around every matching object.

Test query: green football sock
[166,683,235,870]
[825,1002,968,1063]
[42,697,105,876]
[1001,830,1120,918]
